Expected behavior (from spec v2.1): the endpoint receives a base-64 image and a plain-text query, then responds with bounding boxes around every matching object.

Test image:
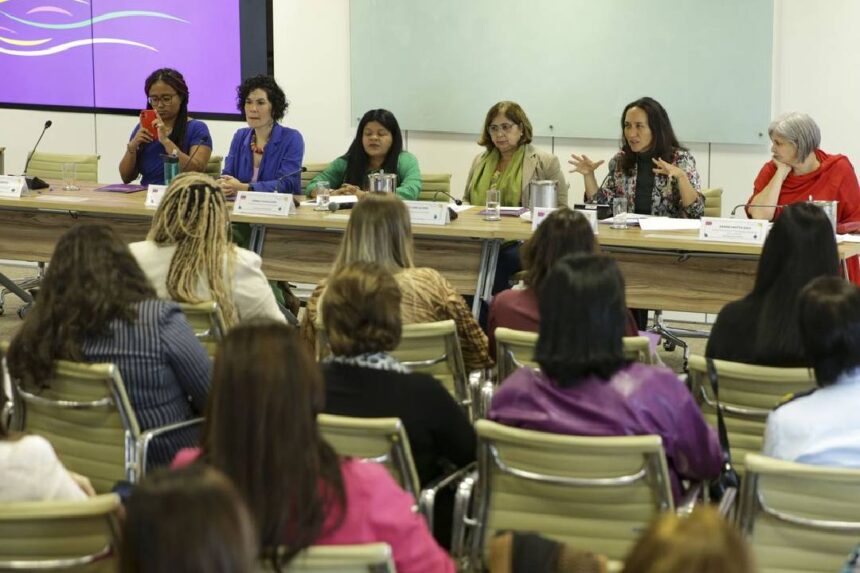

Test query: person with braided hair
[129,173,284,326]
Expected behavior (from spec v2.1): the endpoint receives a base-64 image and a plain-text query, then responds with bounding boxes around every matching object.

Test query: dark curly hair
[236,75,288,122]
[7,224,156,390]
[145,68,191,153]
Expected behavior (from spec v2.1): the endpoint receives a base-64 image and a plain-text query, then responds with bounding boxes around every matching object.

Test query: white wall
[2,0,856,217]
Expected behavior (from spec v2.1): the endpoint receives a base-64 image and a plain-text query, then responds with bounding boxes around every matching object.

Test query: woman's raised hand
[569,153,605,175]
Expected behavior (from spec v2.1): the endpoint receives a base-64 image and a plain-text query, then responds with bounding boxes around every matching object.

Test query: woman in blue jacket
[220,75,305,195]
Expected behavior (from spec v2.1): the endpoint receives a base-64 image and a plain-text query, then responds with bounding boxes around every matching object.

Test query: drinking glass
[611,196,628,229]
[485,188,501,221]
[314,180,331,211]
[62,162,79,191]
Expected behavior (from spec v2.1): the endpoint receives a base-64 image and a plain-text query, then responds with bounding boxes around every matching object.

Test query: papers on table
[638,217,701,231]
[302,195,359,206]
[599,214,651,226]
[448,203,473,213]
[837,234,860,243]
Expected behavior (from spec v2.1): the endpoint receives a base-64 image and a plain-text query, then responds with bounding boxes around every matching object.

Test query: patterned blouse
[301,267,492,371]
[592,149,705,218]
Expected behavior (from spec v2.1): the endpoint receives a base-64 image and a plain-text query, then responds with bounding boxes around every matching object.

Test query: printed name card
[232,191,295,217]
[531,207,557,231]
[145,185,167,209]
[573,208,599,235]
[0,176,27,198]
[699,217,768,244]
[403,200,449,226]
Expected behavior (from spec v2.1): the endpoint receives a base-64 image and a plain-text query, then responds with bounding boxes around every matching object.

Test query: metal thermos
[530,180,558,212]
[810,199,838,231]
[368,172,397,194]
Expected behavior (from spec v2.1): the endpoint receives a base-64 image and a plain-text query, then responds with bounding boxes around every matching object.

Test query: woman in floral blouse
[569,96,704,218]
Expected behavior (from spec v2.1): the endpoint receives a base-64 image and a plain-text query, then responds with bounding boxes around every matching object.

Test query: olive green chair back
[739,453,860,573]
[418,173,453,202]
[687,355,815,475]
[317,414,420,499]
[390,319,470,413]
[472,420,673,568]
[178,301,227,358]
[703,188,723,217]
[258,543,396,573]
[0,493,120,572]
[26,152,100,183]
[205,155,223,177]
[301,162,330,194]
[11,361,141,494]
[494,327,653,382]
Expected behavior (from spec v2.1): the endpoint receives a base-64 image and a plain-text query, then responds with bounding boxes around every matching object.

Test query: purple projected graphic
[0,0,242,114]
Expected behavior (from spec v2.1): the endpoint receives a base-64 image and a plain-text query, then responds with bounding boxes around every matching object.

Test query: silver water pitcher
[368,172,397,194]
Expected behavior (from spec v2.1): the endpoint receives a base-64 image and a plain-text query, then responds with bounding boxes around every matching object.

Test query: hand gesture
[218,175,247,197]
[568,153,605,175]
[652,157,685,180]
[152,108,171,145]
[772,158,792,177]
[128,125,152,153]
[332,184,361,196]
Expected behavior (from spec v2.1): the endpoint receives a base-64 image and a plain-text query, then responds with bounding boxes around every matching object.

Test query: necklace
[250,132,266,155]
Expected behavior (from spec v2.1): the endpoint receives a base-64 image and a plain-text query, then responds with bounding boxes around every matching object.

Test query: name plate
[531,206,557,231]
[0,176,27,198]
[700,217,768,244]
[145,185,168,209]
[573,208,599,235]
[233,191,295,217]
[404,200,449,226]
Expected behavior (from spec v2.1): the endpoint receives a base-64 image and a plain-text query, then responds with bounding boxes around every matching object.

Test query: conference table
[1,182,857,318]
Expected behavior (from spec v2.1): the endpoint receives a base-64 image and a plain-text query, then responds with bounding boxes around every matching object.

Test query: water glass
[611,196,629,229]
[62,162,79,191]
[485,188,501,221]
[314,180,331,211]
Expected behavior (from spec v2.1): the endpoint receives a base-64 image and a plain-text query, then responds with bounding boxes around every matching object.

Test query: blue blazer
[223,123,305,193]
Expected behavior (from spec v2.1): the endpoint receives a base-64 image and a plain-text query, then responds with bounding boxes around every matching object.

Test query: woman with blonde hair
[300,193,491,370]
[129,172,284,326]
[621,507,754,573]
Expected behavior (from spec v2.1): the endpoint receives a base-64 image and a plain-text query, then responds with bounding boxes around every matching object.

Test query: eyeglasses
[488,123,516,134]
[148,94,177,105]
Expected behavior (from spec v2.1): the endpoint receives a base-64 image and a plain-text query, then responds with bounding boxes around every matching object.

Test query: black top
[322,363,476,486]
[706,296,808,367]
[634,152,655,215]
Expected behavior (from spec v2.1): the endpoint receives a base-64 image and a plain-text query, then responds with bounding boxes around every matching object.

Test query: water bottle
[163,152,179,185]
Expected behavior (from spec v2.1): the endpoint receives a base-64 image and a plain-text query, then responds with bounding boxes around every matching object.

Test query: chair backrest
[390,320,470,410]
[302,162,330,193]
[702,188,723,217]
[739,453,860,573]
[259,543,395,573]
[11,361,142,494]
[178,301,227,358]
[494,327,653,381]
[417,173,453,201]
[26,152,100,182]
[687,355,815,475]
[317,414,421,499]
[0,493,120,572]
[205,155,223,177]
[473,420,673,565]
[0,146,5,175]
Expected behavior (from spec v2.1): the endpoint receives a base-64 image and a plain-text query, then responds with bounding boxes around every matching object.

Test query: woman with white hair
[747,112,860,225]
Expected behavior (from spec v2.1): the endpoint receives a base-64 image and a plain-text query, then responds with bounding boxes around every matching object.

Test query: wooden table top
[4,182,859,257]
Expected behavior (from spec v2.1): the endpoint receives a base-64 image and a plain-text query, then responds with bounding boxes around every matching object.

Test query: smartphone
[139,109,158,138]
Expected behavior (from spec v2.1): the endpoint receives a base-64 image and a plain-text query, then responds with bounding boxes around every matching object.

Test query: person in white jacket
[129,172,284,327]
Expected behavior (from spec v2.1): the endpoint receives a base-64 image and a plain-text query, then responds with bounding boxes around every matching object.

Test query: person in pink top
[172,322,453,573]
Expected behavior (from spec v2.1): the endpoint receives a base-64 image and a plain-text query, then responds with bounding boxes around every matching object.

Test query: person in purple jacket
[489,253,722,502]
[220,75,305,195]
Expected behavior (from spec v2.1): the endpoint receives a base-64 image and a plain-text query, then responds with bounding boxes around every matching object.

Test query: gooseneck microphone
[730,203,784,217]
[432,190,463,206]
[22,120,52,190]
[275,166,307,194]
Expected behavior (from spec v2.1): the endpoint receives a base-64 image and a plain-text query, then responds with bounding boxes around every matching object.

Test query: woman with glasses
[120,68,213,186]
[306,109,422,200]
[569,96,703,218]
[464,101,568,208]
[219,75,304,196]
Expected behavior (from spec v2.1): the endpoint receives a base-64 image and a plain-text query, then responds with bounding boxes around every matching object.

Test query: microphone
[432,190,462,206]
[730,203,785,217]
[328,200,356,212]
[22,120,52,190]
[180,134,210,172]
[275,166,307,194]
